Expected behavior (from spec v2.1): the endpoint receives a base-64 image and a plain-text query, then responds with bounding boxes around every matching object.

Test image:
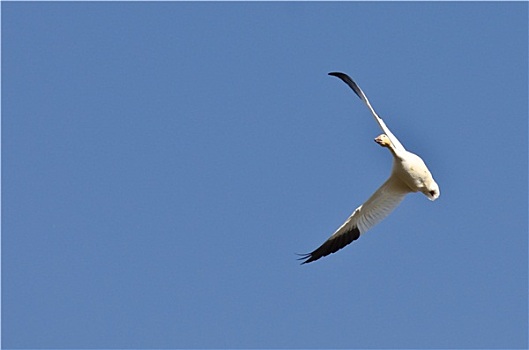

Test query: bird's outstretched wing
[299,177,410,264]
[328,72,406,152]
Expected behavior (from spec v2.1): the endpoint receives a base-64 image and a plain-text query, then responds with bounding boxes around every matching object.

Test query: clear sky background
[2,2,527,349]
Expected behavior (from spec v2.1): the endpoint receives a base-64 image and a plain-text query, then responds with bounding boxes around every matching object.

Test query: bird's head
[374,134,391,148]
[423,181,440,201]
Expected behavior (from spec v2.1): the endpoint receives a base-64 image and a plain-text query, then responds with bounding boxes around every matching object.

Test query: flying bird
[299,72,440,264]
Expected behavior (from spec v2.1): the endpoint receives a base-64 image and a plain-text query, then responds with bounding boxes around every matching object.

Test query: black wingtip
[328,72,347,78]
[328,72,364,101]
[296,253,314,265]
[298,225,361,265]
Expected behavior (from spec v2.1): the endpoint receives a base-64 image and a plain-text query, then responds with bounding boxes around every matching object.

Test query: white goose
[299,72,439,264]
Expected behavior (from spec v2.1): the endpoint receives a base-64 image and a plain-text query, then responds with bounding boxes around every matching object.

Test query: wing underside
[328,72,406,152]
[300,177,409,264]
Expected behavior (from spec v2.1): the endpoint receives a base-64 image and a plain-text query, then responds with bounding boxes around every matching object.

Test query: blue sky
[2,2,527,349]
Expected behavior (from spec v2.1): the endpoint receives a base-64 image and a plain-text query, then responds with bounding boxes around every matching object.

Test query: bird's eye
[429,190,436,196]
